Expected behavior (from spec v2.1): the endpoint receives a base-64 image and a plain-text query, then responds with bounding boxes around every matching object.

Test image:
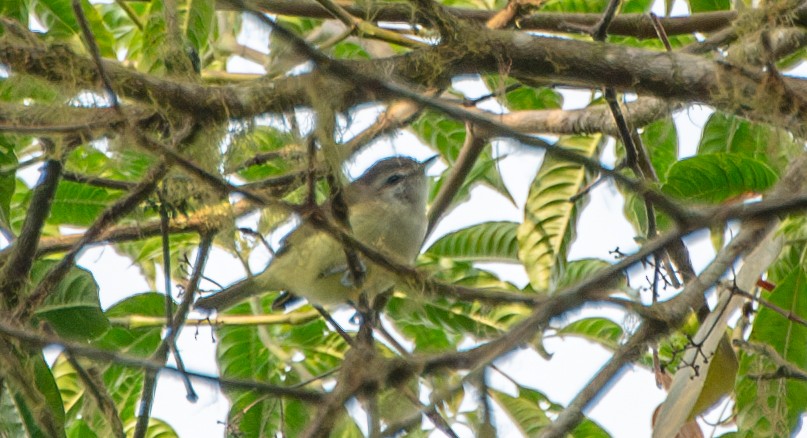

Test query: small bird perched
[194,155,435,312]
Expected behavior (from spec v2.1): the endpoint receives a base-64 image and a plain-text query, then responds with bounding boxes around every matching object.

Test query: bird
[194,155,435,312]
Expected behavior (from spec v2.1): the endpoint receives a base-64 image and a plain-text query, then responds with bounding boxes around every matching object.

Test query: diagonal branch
[426,123,487,235]
[64,352,126,438]
[0,156,62,309]
[540,150,807,436]
[540,218,776,438]
[134,233,214,438]
[15,162,169,321]
[223,1,738,38]
[0,317,325,402]
[4,13,807,132]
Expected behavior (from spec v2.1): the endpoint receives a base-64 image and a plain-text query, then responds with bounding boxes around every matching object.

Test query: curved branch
[496,96,672,136]
[0,317,325,402]
[221,1,737,37]
[26,199,257,257]
[0,158,62,308]
[15,162,169,320]
[4,18,807,133]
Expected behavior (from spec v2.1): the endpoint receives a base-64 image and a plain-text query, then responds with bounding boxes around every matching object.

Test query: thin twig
[62,171,136,190]
[735,340,807,381]
[0,317,325,402]
[237,3,694,224]
[426,123,487,236]
[731,285,807,329]
[590,0,622,41]
[540,219,775,437]
[108,310,320,328]
[64,352,126,438]
[650,12,673,51]
[16,163,169,320]
[72,0,120,109]
[313,0,427,48]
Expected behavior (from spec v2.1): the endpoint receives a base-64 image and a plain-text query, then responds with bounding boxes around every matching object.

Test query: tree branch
[0,317,325,402]
[4,16,807,134]
[0,157,62,309]
[15,162,169,320]
[219,1,737,38]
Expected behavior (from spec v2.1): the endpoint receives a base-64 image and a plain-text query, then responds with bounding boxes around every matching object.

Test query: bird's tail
[194,277,263,311]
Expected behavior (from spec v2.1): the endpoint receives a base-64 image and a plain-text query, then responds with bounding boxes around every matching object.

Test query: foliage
[0,0,805,437]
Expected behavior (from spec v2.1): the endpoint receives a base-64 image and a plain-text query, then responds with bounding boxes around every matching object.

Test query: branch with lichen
[3,12,807,133]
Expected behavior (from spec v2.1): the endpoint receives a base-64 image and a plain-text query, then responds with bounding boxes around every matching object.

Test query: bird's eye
[385,174,403,185]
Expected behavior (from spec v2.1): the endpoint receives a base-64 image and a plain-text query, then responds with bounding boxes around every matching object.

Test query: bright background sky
[20,0,807,436]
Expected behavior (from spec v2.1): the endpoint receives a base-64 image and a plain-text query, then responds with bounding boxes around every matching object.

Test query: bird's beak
[420,154,439,169]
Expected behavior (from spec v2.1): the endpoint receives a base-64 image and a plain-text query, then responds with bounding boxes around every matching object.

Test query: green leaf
[0,74,64,103]
[0,0,29,25]
[49,181,122,227]
[240,397,309,437]
[34,357,65,437]
[10,179,49,237]
[608,34,697,50]
[490,388,553,435]
[107,147,157,182]
[503,86,563,111]
[114,233,200,290]
[276,15,320,35]
[517,135,604,291]
[469,155,514,204]
[557,317,623,351]
[385,266,527,352]
[615,117,677,187]
[98,2,144,54]
[31,260,110,342]
[0,383,26,438]
[78,0,116,57]
[483,76,563,111]
[0,136,18,229]
[66,419,98,438]
[622,189,673,236]
[413,111,513,203]
[216,304,348,434]
[621,0,654,12]
[688,0,730,12]
[543,0,651,13]
[767,216,807,284]
[122,417,178,438]
[26,0,113,53]
[639,118,678,183]
[139,0,167,73]
[698,112,798,174]
[331,415,364,438]
[330,41,371,60]
[226,126,296,181]
[542,0,607,13]
[425,221,519,262]
[387,285,528,353]
[490,388,610,437]
[9,354,67,438]
[52,355,84,422]
[777,47,807,71]
[735,269,807,437]
[98,293,166,353]
[31,0,79,38]
[183,0,214,54]
[411,110,467,161]
[661,153,778,204]
[553,258,624,291]
[87,294,164,428]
